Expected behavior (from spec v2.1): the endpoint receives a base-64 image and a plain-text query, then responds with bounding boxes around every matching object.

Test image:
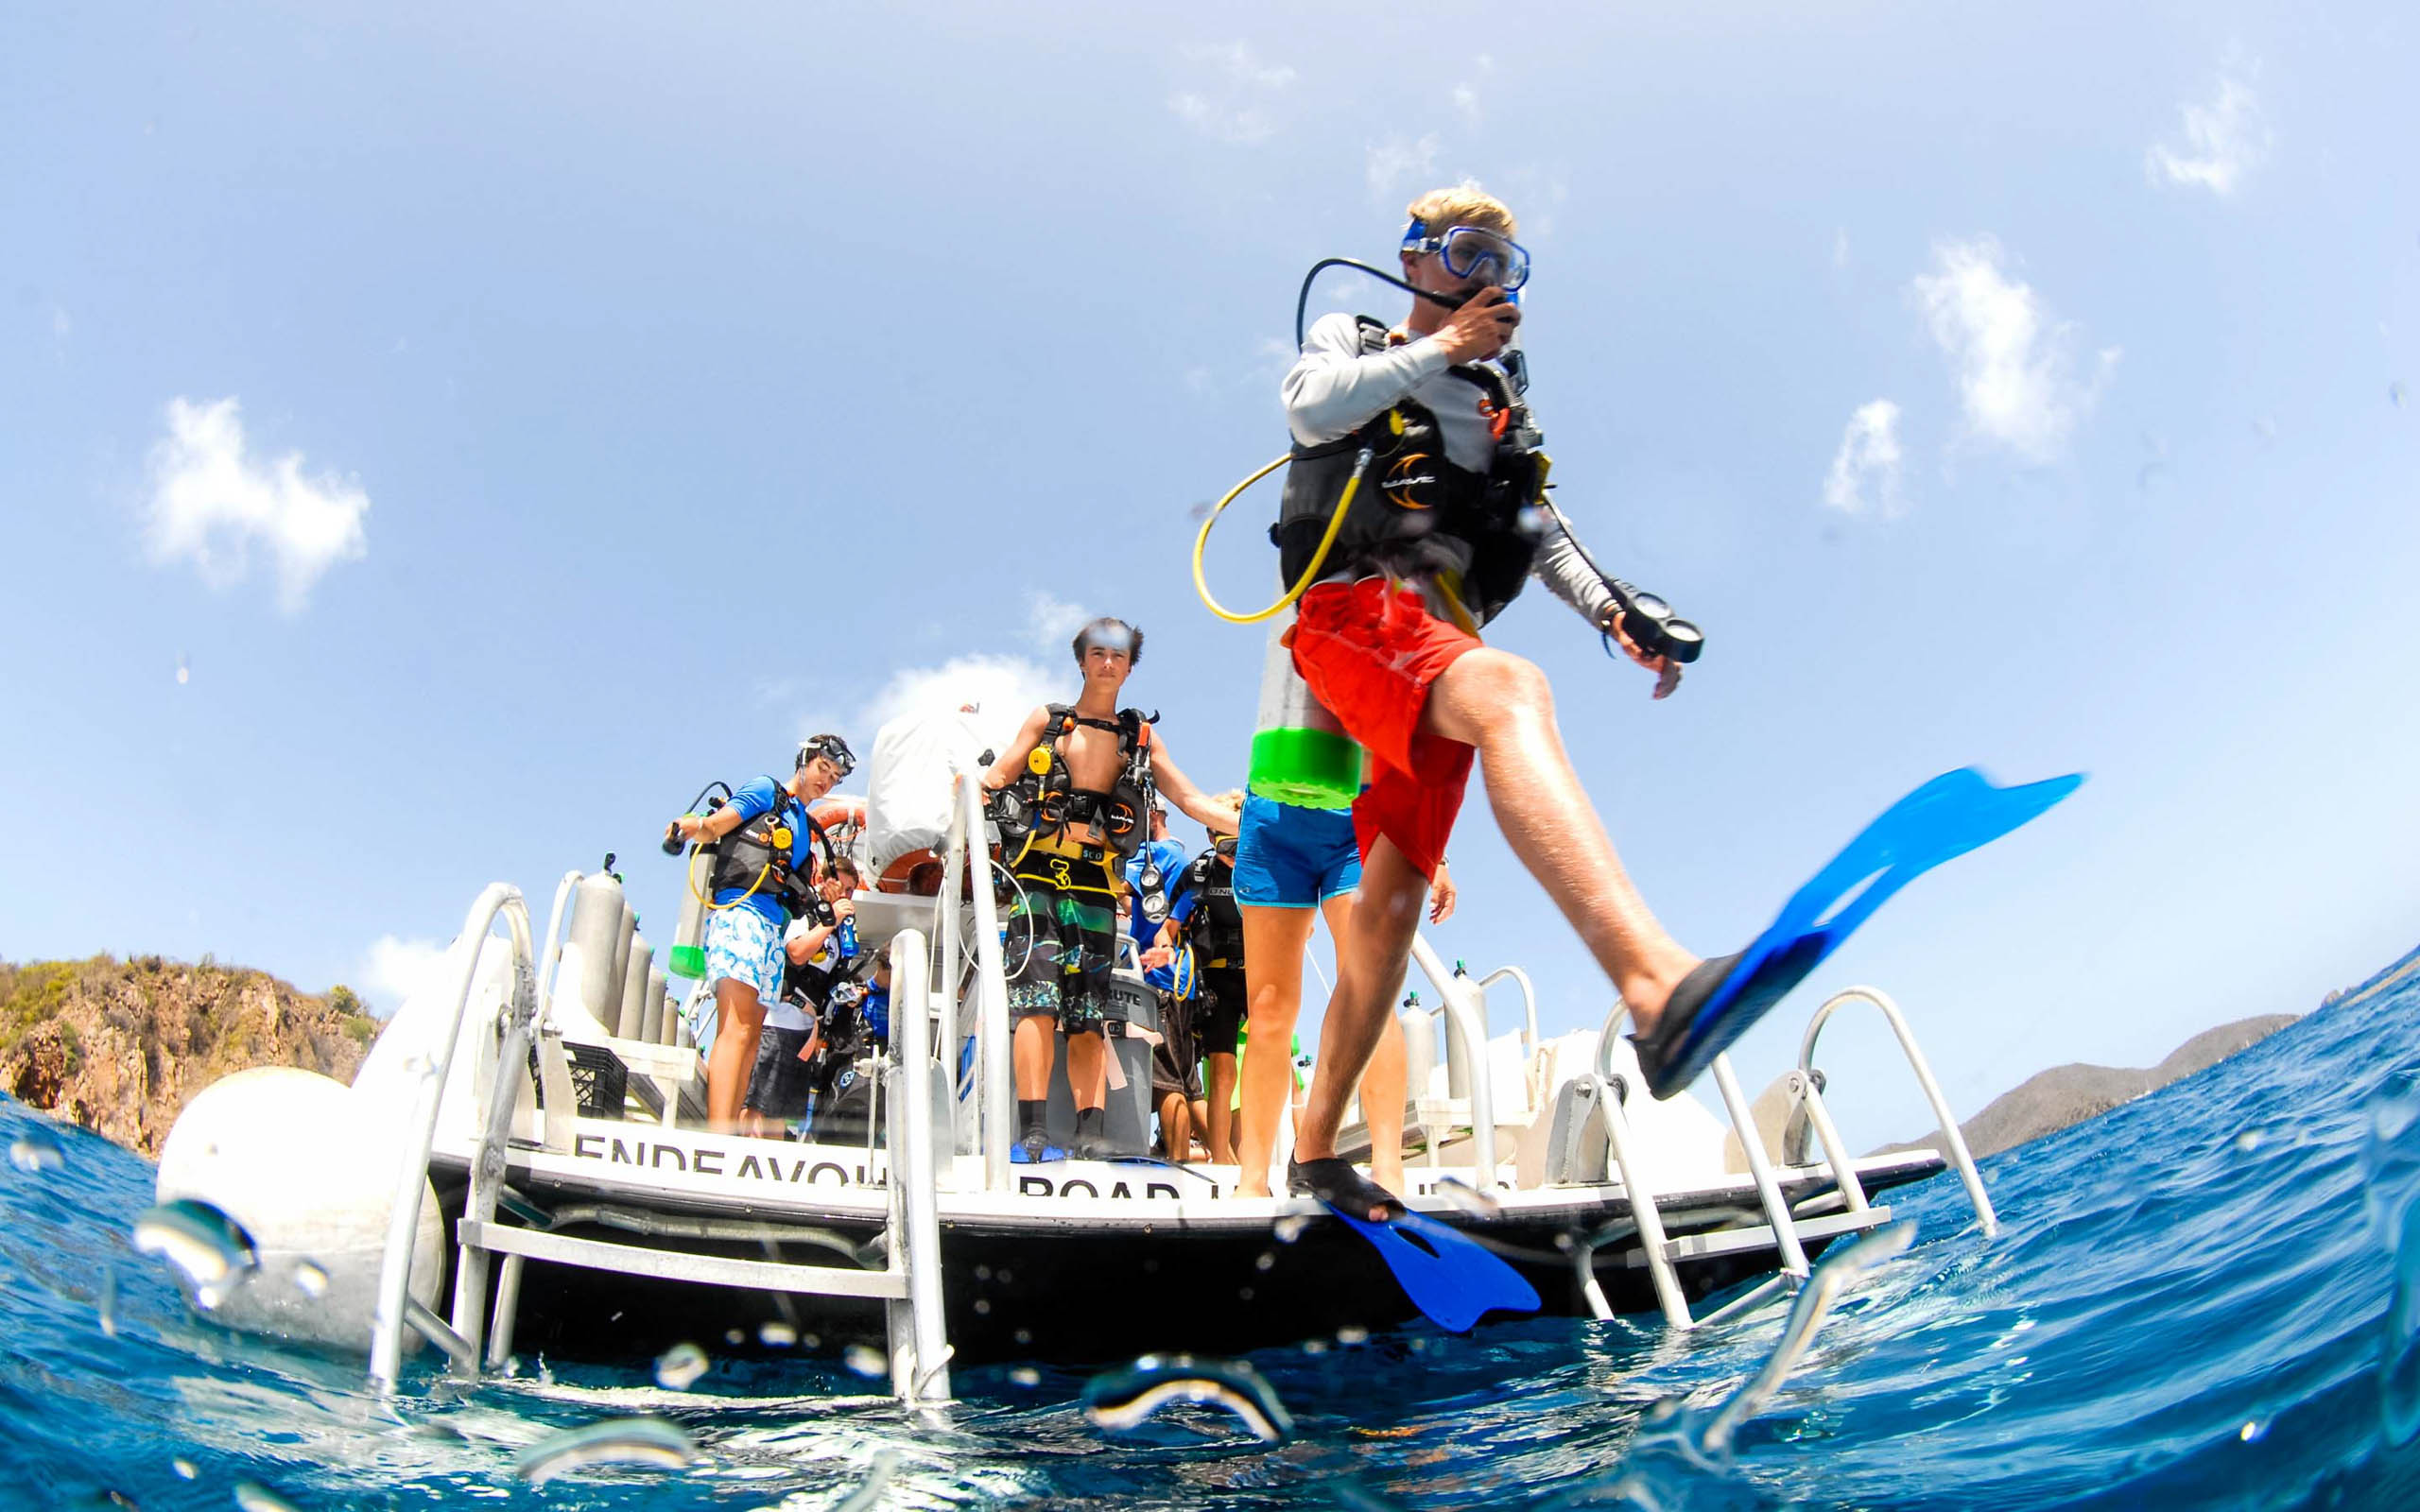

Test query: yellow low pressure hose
[1191,447,1373,625]
[686,842,770,913]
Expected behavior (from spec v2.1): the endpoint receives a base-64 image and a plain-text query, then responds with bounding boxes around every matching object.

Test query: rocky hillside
[1880,1013,2298,1160]
[0,955,377,1158]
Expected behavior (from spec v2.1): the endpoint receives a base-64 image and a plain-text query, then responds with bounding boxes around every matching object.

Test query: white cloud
[860,654,1063,754]
[145,396,369,612]
[360,934,448,1015]
[51,306,70,339]
[1832,228,1851,269]
[1167,42,1294,145]
[1025,590,1092,649]
[2148,60,2269,197]
[1823,400,1906,517]
[1367,133,1442,202]
[1452,83,1480,125]
[1910,238,2118,464]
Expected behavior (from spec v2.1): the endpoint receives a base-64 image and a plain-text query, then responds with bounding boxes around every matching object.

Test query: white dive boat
[153,714,1997,1405]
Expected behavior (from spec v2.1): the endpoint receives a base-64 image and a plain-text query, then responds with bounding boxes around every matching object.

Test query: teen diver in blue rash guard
[666,734,856,1131]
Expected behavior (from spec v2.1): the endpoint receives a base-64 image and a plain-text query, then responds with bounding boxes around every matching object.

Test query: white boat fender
[154,1066,445,1356]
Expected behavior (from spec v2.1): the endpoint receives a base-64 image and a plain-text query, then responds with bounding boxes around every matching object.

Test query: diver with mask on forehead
[666,733,857,1131]
[980,617,1243,1162]
[1266,185,1716,1221]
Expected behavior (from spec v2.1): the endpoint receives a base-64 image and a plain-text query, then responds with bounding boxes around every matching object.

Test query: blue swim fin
[1634,766,2083,1099]
[1291,1158,1539,1331]
[1326,1204,1542,1332]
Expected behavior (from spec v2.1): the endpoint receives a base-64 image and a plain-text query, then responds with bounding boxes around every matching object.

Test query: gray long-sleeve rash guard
[1282,311,1616,629]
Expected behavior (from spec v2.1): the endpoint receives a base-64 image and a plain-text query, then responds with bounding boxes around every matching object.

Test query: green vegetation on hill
[0,954,378,1158]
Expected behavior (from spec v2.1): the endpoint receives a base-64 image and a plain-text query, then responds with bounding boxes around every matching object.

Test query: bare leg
[1296,837,1427,1199]
[1012,1014,1057,1100]
[1204,1052,1239,1163]
[1425,648,1699,1032]
[705,978,767,1131]
[1066,1030,1107,1111]
[1158,1090,1194,1157]
[1363,1009,1409,1194]
[1234,904,1321,1197]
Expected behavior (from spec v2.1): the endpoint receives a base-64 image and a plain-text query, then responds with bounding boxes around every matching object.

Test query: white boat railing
[1797,986,1997,1237]
[1584,984,1986,1331]
[940,773,1016,1191]
[370,882,538,1391]
[368,879,955,1404]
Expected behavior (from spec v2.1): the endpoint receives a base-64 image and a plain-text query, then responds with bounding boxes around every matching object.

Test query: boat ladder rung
[1639,1206,1893,1267]
[458,1219,911,1301]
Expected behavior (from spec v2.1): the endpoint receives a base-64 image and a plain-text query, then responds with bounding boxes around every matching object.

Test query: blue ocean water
[8,961,2420,1510]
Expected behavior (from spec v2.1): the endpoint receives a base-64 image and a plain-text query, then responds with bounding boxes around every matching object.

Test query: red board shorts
[1288,577,1482,883]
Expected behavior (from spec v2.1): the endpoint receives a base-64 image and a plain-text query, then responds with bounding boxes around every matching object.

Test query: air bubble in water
[1273,1214,1310,1244]
[291,1260,329,1299]
[233,1483,301,1512]
[653,1342,710,1390]
[9,1131,64,1174]
[130,1199,258,1311]
[512,1417,700,1484]
[844,1344,888,1378]
[1081,1353,1293,1442]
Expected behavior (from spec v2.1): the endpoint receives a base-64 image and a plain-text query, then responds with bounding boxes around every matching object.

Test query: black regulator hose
[1295,257,1463,350]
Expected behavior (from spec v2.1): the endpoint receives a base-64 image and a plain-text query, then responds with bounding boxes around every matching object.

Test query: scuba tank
[663,790,728,983]
[615,936,653,1040]
[641,963,668,1044]
[563,867,628,1033]
[1248,607,1362,810]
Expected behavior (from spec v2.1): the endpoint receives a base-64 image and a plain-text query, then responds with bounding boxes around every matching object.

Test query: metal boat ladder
[1582,985,1997,1331]
[362,883,954,1404]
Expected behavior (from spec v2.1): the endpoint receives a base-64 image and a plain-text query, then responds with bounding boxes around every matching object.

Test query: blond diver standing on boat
[1263,185,1716,1221]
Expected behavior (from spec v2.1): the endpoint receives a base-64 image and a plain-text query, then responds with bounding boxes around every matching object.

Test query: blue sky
[3,3,2412,1149]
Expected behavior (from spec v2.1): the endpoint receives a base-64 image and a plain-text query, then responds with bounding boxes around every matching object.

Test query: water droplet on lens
[233,1483,302,1512]
[759,1321,797,1347]
[1302,1338,1328,1354]
[1255,1251,1276,1272]
[1434,1177,1503,1218]
[973,1297,991,1314]
[97,1263,118,1337]
[2235,1129,2264,1154]
[844,1344,888,1378]
[131,1199,259,1311]
[1337,1326,1368,1345]
[1011,1366,1041,1386]
[725,1328,745,1346]
[514,1418,700,1485]
[2240,1418,2269,1441]
[2394,382,2409,408]
[291,1260,328,1298]
[654,1342,710,1390]
[1273,1214,1309,1244]
[1013,1328,1032,1346]
[171,1458,196,1479]
[9,1131,64,1174]
[1081,1354,1294,1441]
